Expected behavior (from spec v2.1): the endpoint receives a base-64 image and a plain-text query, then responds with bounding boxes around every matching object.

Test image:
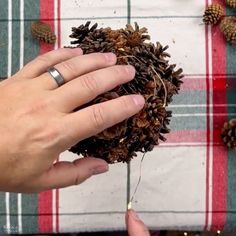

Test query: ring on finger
[47,67,65,87]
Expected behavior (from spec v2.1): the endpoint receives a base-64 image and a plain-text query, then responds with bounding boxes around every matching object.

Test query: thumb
[35,157,109,191]
[126,209,150,236]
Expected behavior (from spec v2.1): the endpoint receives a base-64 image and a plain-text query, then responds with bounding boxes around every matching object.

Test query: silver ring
[47,67,65,87]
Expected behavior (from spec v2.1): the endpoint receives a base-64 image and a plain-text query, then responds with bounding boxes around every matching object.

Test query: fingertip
[131,95,145,108]
[128,209,141,221]
[126,209,150,236]
[104,52,117,65]
[125,65,136,77]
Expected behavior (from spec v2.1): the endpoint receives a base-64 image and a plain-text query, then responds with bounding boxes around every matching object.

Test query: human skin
[0,48,145,193]
[126,210,150,236]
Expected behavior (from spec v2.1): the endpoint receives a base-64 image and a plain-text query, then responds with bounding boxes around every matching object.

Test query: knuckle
[59,61,75,76]
[72,163,81,185]
[74,176,80,185]
[61,47,73,55]
[37,54,49,65]
[80,73,99,95]
[119,96,132,113]
[61,48,79,58]
[45,125,61,141]
[91,105,106,131]
[111,66,122,76]
[94,52,107,62]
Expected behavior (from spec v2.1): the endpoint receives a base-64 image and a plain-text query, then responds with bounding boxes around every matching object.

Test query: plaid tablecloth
[0,0,236,233]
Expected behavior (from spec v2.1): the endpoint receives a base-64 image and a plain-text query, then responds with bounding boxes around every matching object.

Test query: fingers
[61,95,145,148]
[126,210,150,236]
[15,48,83,79]
[52,65,135,112]
[36,157,108,190]
[36,52,117,89]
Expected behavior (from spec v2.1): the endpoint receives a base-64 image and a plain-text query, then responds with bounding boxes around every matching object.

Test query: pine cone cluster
[203,4,224,25]
[68,22,183,163]
[31,21,56,44]
[226,0,236,8]
[221,119,236,149]
[220,16,236,44]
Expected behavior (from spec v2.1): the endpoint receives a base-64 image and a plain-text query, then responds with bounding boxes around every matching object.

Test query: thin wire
[128,152,146,209]
[117,54,167,209]
[117,55,167,107]
[150,66,167,107]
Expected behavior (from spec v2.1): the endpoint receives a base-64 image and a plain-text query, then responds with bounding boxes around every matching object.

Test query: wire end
[127,201,132,210]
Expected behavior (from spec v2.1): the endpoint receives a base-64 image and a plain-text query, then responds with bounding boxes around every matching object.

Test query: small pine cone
[221,119,236,149]
[226,0,236,8]
[31,21,56,44]
[220,16,236,44]
[203,4,224,25]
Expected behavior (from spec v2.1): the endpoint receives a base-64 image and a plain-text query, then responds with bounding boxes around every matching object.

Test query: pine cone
[221,119,236,149]
[68,22,183,164]
[226,0,236,8]
[220,16,236,44]
[203,4,224,25]
[31,21,56,44]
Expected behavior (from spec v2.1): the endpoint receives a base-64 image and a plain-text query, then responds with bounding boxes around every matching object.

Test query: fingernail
[131,95,145,108]
[92,165,109,175]
[125,65,136,76]
[130,210,141,221]
[104,53,117,64]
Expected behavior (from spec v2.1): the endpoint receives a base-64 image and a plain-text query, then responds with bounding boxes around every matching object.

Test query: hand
[0,48,144,193]
[126,210,150,236]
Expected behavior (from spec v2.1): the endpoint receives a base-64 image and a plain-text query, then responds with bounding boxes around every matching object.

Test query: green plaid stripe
[22,194,38,233]
[9,1,22,233]
[21,0,40,233]
[23,0,40,65]
[12,0,20,74]
[224,5,236,231]
[127,0,131,24]
[0,0,8,233]
[0,193,6,233]
[0,0,8,78]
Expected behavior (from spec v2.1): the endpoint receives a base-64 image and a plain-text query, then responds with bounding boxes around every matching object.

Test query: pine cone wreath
[226,0,236,8]
[31,21,56,44]
[203,4,224,25]
[68,22,183,163]
[220,16,236,44]
[221,119,236,149]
